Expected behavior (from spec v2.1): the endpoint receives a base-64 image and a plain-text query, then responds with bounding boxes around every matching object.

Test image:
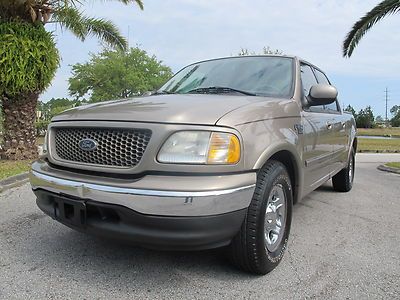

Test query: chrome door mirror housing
[307,84,338,106]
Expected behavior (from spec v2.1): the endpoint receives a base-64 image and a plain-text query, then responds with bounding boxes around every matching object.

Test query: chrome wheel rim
[264,184,286,252]
[349,155,354,182]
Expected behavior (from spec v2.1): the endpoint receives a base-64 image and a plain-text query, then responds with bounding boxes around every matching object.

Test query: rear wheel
[332,149,355,192]
[228,160,293,274]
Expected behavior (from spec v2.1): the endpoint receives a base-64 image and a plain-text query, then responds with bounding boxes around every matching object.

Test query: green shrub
[0,21,59,96]
[35,119,50,135]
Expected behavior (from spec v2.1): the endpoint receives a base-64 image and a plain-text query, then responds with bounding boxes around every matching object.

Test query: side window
[314,69,339,112]
[314,69,330,85]
[300,64,317,96]
[300,64,323,112]
[324,99,339,112]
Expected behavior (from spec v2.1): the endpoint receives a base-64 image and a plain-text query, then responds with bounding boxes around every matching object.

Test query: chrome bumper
[30,163,256,217]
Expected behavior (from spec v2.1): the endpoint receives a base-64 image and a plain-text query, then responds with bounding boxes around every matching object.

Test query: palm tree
[0,0,143,160]
[343,0,400,57]
[0,0,143,51]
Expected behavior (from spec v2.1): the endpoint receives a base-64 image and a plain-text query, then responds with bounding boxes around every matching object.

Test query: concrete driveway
[0,154,399,299]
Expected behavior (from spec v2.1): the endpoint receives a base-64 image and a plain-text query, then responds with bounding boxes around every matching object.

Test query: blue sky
[43,0,400,118]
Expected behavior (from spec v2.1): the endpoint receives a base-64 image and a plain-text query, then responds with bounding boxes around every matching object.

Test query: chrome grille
[53,127,151,168]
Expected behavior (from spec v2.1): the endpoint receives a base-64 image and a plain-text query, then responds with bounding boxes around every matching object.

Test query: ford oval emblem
[79,138,98,151]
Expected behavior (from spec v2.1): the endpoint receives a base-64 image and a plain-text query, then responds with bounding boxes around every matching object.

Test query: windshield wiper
[187,86,257,96]
[153,90,176,95]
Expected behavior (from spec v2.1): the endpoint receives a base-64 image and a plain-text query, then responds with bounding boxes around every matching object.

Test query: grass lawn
[0,135,43,181]
[357,127,400,138]
[358,138,400,153]
[0,160,32,181]
[386,162,400,169]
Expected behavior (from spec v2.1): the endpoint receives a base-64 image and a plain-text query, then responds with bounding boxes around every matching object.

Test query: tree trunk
[1,92,38,160]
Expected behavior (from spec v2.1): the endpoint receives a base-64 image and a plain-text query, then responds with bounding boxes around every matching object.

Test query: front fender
[235,118,304,203]
[254,141,302,170]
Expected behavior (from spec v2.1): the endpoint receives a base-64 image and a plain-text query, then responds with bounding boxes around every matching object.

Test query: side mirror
[307,84,338,106]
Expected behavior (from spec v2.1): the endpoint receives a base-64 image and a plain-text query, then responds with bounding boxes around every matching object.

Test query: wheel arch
[254,145,302,204]
[346,136,357,162]
[352,137,358,153]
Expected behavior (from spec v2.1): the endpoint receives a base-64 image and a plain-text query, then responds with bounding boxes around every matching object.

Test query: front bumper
[30,160,256,250]
[34,189,247,250]
[30,160,256,216]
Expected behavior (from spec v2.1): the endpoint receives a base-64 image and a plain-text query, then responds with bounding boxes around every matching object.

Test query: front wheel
[332,149,355,192]
[228,160,293,274]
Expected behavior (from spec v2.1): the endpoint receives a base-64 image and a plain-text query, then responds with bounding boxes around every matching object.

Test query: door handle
[342,122,346,128]
[326,122,332,130]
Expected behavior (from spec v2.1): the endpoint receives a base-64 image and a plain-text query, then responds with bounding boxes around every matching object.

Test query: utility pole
[385,87,389,126]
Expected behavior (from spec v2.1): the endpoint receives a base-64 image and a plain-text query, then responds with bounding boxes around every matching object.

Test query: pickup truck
[30,55,357,274]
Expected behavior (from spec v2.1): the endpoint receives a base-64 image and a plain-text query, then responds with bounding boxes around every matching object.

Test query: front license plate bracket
[53,196,87,228]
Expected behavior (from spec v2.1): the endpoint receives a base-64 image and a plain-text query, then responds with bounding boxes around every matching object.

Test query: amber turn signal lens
[207,133,240,164]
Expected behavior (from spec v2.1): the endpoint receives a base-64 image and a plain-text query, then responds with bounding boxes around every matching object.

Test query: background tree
[0,0,144,160]
[37,97,83,121]
[344,104,357,119]
[390,105,400,115]
[356,106,375,128]
[343,0,400,57]
[390,105,400,127]
[36,97,82,135]
[375,115,384,123]
[69,47,173,103]
[238,46,283,56]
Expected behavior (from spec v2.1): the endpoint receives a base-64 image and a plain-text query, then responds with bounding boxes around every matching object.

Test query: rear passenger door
[300,64,336,193]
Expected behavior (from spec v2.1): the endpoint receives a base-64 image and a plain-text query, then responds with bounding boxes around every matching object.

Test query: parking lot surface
[0,154,399,299]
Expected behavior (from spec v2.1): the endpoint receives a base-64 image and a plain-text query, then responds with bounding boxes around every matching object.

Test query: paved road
[356,153,400,163]
[0,154,399,299]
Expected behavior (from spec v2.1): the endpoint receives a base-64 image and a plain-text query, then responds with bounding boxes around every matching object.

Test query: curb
[358,150,400,153]
[377,165,400,175]
[0,172,30,193]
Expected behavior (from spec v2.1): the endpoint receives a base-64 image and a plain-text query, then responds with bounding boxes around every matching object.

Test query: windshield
[159,56,294,98]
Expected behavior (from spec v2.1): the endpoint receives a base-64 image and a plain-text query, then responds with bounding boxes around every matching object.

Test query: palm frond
[51,6,87,39]
[343,0,400,57]
[94,0,144,10]
[82,17,127,51]
[0,0,143,23]
[52,7,127,50]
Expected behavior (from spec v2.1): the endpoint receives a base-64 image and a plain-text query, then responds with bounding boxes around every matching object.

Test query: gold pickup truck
[30,55,357,274]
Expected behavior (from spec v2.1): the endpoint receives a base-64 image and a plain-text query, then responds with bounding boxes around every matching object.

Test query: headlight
[157,131,240,164]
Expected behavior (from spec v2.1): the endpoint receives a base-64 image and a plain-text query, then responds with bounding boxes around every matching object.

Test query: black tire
[332,149,355,192]
[228,160,293,275]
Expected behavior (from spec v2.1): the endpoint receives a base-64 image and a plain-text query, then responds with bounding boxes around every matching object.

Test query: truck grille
[53,127,152,168]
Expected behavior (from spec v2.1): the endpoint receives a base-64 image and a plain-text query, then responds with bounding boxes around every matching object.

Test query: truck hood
[52,94,269,125]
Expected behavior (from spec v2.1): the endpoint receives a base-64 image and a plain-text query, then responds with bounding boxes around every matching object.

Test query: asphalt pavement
[0,154,399,299]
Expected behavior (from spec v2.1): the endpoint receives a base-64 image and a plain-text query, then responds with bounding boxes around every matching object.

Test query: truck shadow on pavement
[5,217,305,297]
[23,221,263,284]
